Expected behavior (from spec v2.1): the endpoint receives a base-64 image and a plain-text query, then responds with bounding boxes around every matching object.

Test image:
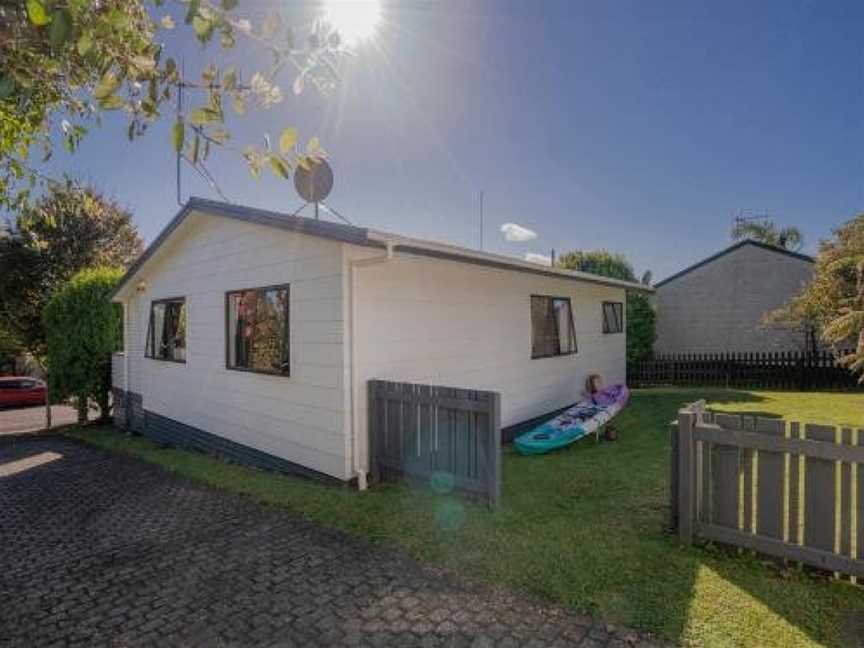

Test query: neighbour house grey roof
[112,197,653,299]
[654,239,814,289]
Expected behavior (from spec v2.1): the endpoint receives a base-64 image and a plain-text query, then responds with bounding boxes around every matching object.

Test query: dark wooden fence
[630,350,861,390]
[368,380,502,507]
[671,401,864,581]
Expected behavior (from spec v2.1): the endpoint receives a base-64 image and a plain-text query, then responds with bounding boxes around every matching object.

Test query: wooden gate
[671,401,864,580]
[368,380,502,507]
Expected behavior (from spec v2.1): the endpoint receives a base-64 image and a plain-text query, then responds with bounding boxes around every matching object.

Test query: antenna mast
[479,190,484,251]
[175,63,184,206]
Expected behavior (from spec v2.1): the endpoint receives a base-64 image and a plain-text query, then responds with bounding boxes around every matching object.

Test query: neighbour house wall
[654,243,814,354]
[349,247,627,474]
[112,211,351,480]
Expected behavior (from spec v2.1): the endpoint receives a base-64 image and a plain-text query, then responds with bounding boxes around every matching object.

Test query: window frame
[530,294,578,360]
[224,283,291,378]
[145,296,187,364]
[602,301,625,335]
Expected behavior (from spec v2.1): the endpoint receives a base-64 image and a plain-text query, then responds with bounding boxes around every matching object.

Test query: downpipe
[348,240,396,490]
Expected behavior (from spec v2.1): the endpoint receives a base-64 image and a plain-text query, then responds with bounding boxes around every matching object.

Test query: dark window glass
[602,301,624,334]
[0,380,24,390]
[531,296,577,359]
[226,285,290,376]
[145,298,187,362]
[114,303,124,353]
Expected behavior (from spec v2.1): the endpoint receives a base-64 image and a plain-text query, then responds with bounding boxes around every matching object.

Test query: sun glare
[323,0,382,45]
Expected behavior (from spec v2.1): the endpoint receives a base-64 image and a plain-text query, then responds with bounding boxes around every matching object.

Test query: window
[602,301,624,334]
[145,298,187,362]
[530,295,577,359]
[226,285,290,376]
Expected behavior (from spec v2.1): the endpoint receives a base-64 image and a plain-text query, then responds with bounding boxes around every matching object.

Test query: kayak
[514,384,630,455]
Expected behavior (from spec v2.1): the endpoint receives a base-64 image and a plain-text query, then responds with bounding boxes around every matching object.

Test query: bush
[43,266,123,422]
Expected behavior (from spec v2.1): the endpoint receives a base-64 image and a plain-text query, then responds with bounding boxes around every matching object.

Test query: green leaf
[193,15,214,41]
[191,133,200,164]
[93,70,121,100]
[185,0,200,23]
[223,67,237,92]
[49,9,72,48]
[269,154,291,179]
[0,77,15,100]
[131,56,156,72]
[26,0,50,26]
[222,0,238,10]
[160,15,175,30]
[172,119,184,153]
[77,32,93,56]
[278,127,297,154]
[232,96,245,115]
[189,107,221,125]
[97,94,125,110]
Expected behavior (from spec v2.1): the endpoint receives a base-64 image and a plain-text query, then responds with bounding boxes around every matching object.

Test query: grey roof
[112,197,652,298]
[655,239,814,288]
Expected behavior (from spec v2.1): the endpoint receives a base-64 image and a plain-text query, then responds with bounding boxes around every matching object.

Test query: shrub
[43,266,123,422]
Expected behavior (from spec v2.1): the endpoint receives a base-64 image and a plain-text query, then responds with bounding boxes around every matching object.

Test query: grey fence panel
[671,401,864,581]
[368,379,501,507]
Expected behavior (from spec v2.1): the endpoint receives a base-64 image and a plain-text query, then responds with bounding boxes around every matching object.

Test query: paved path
[0,404,77,435]
[0,437,667,647]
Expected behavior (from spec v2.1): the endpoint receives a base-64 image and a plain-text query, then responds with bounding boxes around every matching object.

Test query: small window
[146,298,187,362]
[531,295,577,359]
[602,301,624,334]
[226,285,290,376]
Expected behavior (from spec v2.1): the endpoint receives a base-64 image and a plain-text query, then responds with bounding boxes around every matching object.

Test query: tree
[43,266,123,422]
[773,215,864,381]
[0,0,354,208]
[556,249,656,363]
[0,181,143,356]
[731,218,804,252]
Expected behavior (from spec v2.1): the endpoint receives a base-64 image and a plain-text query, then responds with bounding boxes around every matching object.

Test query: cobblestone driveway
[0,436,666,647]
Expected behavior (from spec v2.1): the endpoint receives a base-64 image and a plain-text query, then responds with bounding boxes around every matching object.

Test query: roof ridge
[655,239,814,288]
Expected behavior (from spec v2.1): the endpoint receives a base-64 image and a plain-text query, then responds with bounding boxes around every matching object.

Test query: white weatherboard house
[111,198,651,486]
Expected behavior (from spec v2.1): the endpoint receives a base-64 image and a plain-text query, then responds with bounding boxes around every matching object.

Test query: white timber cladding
[348,246,627,473]
[114,211,351,480]
[654,243,814,354]
[113,206,631,482]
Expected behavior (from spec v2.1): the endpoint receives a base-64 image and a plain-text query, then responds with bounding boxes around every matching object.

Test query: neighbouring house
[654,239,814,354]
[110,198,651,485]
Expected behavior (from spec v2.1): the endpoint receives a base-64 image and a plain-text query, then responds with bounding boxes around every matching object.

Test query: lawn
[71,388,864,647]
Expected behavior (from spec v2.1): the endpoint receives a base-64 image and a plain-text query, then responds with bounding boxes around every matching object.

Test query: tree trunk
[76,397,88,425]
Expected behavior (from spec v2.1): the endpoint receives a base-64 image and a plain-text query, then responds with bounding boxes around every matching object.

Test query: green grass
[71,389,864,647]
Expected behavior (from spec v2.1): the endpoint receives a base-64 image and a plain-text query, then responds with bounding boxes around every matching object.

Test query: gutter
[347,239,397,490]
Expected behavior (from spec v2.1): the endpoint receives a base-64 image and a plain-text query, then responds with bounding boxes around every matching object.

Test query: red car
[0,377,47,408]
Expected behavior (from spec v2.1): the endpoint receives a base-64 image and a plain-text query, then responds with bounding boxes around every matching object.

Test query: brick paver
[0,436,667,647]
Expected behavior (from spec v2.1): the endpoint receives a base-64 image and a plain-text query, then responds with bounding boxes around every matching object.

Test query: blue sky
[43,0,864,280]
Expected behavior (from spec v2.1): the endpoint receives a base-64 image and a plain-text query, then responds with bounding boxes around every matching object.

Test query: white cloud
[500,222,537,242]
[524,252,552,266]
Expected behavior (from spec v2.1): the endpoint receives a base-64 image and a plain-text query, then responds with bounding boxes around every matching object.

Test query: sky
[41,0,864,281]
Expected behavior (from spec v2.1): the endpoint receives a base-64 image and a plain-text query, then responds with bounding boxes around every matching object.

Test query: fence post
[669,420,679,531]
[367,380,380,484]
[488,391,502,509]
[677,409,697,545]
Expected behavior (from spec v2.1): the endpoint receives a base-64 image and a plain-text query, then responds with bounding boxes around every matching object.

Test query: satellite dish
[294,159,334,204]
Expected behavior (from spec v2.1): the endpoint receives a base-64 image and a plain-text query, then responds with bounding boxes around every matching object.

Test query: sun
[323,0,382,45]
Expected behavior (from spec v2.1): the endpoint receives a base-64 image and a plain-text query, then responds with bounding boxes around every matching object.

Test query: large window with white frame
[145,297,187,362]
[530,295,577,359]
[226,285,290,376]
